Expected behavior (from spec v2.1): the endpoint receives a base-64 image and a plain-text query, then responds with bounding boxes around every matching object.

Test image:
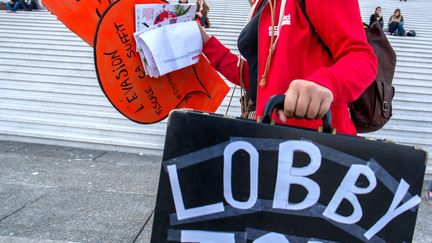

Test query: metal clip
[382,101,389,112]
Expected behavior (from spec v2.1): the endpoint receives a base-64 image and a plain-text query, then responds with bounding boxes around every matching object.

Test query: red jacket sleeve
[304,0,378,103]
[202,36,250,89]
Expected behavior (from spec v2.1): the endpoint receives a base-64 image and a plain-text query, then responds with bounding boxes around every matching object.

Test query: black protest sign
[151,111,426,243]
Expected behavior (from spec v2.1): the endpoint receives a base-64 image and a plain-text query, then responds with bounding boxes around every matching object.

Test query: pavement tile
[6,143,107,161]
[0,184,53,221]
[0,236,78,243]
[134,214,154,243]
[412,181,432,243]
[0,188,155,243]
[0,153,161,195]
[95,151,162,165]
[0,141,25,153]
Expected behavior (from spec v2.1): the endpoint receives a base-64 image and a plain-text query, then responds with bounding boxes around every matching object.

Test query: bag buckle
[382,101,389,112]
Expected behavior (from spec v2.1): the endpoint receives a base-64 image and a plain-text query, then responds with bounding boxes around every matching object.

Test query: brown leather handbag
[349,22,396,133]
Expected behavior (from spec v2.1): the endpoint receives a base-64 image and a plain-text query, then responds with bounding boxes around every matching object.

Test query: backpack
[298,0,397,133]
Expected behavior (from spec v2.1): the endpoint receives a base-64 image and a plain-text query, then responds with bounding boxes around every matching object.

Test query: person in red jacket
[198,0,378,135]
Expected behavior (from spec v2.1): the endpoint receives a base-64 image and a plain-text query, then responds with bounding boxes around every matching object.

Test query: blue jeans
[389,22,405,36]
[429,180,432,192]
[6,1,22,11]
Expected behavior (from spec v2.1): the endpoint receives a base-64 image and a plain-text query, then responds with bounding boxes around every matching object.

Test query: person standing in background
[196,0,210,28]
[369,6,384,29]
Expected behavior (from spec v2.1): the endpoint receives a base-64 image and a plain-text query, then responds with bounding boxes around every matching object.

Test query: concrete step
[0,89,106,106]
[393,100,432,112]
[0,47,93,58]
[0,97,119,118]
[0,32,82,42]
[392,109,432,123]
[0,123,164,152]
[395,71,432,81]
[398,55,432,64]
[0,57,94,70]
[394,78,432,88]
[396,66,432,75]
[0,66,97,78]
[0,73,98,86]
[0,98,170,130]
[0,36,88,47]
[0,28,77,37]
[0,52,94,64]
[0,79,101,96]
[0,112,166,137]
[0,41,92,52]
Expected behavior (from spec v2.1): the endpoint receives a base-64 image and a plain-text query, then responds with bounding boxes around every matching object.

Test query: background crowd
[370,6,409,36]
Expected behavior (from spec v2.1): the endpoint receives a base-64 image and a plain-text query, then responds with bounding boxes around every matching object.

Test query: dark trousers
[19,0,32,11]
[6,0,32,11]
[6,1,22,11]
[389,22,405,36]
[200,16,209,28]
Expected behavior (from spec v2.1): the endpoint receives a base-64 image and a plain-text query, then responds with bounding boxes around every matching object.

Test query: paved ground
[0,140,431,242]
[0,140,159,243]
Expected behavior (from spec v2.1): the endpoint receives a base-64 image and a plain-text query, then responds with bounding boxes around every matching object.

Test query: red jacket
[203,0,378,135]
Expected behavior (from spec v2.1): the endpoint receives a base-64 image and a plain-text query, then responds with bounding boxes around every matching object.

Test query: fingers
[317,97,332,118]
[277,110,287,123]
[283,87,299,118]
[305,96,321,120]
[283,79,334,120]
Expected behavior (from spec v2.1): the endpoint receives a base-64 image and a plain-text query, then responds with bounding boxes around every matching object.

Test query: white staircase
[358,0,432,175]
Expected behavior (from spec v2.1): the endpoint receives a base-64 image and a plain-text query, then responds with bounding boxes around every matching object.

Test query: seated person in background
[196,0,210,28]
[388,8,405,36]
[369,6,384,29]
[6,0,37,12]
[6,0,22,13]
[30,0,39,10]
[20,0,32,11]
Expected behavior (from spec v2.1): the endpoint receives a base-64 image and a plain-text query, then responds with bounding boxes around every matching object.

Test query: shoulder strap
[297,0,312,31]
[297,0,332,58]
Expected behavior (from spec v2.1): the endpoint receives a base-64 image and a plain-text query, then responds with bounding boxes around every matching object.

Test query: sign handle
[261,95,334,134]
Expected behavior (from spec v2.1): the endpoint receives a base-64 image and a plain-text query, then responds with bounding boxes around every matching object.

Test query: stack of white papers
[134,4,201,78]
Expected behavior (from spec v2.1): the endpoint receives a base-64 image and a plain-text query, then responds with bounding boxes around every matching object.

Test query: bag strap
[225,56,247,116]
[225,0,256,116]
[297,0,332,59]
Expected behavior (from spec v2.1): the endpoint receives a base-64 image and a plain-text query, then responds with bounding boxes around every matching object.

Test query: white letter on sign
[253,232,289,242]
[181,230,235,243]
[273,141,321,210]
[323,164,377,224]
[364,179,421,240]
[167,165,224,221]
[224,141,259,210]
